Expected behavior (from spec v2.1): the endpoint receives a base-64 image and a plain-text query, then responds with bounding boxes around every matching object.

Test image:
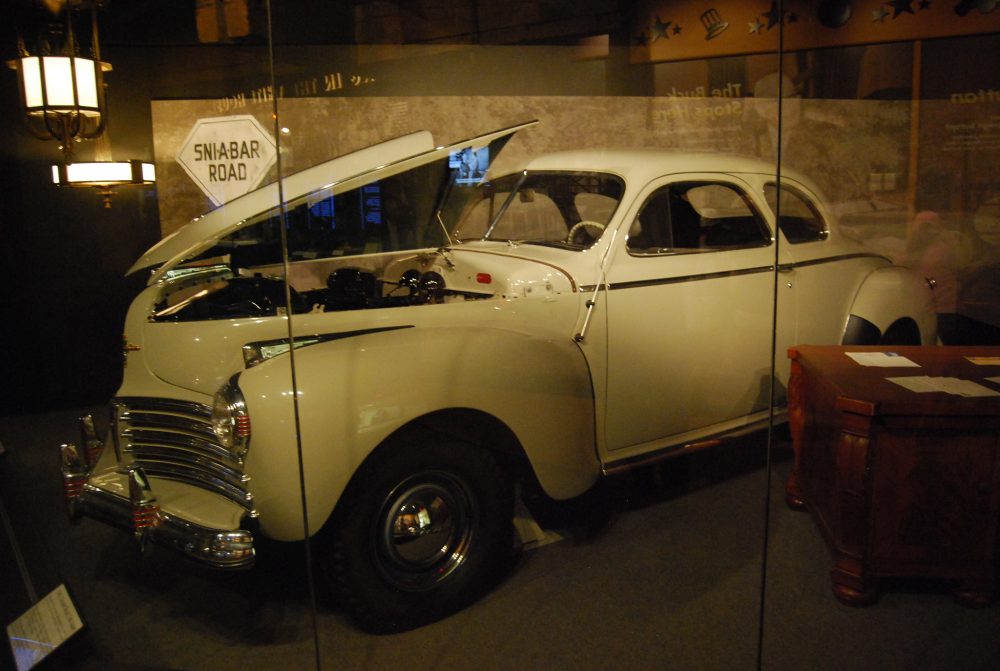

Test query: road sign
[177,114,277,206]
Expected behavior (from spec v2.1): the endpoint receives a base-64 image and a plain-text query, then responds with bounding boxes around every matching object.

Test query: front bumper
[61,415,255,569]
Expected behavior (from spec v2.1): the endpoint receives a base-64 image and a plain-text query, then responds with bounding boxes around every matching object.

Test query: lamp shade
[20,56,102,115]
[52,160,156,187]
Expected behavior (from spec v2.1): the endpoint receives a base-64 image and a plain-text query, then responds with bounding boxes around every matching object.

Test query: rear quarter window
[764,183,829,244]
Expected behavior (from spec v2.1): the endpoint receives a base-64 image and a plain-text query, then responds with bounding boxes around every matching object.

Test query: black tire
[320,439,513,632]
[842,315,922,346]
[879,317,922,345]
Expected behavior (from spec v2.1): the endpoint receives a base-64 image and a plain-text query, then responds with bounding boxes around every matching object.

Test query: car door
[602,175,782,453]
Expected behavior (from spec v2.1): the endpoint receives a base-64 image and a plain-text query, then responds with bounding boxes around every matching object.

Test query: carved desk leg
[785,351,807,510]
[829,410,879,606]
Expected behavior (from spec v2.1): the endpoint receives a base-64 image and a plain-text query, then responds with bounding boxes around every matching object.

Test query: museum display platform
[785,345,1000,607]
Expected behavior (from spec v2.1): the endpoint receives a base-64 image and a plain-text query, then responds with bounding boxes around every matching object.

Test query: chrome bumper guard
[61,415,255,569]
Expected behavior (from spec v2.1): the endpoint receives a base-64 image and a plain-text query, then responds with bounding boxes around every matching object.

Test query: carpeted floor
[2,407,999,671]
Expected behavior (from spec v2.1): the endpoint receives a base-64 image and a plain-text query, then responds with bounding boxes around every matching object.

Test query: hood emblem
[122,336,141,366]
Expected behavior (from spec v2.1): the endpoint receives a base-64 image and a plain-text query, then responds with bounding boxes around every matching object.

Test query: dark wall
[1,3,288,415]
[0,58,160,414]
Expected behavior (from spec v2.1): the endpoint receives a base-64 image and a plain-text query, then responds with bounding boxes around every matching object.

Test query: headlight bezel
[211,377,251,459]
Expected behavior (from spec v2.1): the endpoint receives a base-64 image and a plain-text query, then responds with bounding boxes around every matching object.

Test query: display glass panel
[5,2,1000,670]
[762,9,1000,671]
[270,2,779,667]
[1,1,320,668]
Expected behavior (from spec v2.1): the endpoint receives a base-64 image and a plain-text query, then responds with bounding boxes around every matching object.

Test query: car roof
[521,149,811,188]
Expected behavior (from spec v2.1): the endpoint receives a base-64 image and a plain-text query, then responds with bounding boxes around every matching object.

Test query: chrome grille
[112,397,254,512]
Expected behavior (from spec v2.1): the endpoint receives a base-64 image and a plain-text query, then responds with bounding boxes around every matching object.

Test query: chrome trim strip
[125,446,249,483]
[599,265,774,292]
[130,465,253,506]
[602,440,718,476]
[243,325,415,368]
[117,397,212,418]
[601,413,781,475]
[581,253,888,293]
[124,418,218,445]
[781,252,888,268]
[123,429,240,465]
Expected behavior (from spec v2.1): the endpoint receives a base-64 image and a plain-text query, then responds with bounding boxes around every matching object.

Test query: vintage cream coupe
[60,121,935,631]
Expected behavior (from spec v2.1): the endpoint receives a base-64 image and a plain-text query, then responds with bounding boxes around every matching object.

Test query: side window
[627,182,770,254]
[764,183,829,243]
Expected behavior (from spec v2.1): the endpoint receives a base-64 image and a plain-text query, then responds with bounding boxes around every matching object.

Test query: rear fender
[846,266,937,344]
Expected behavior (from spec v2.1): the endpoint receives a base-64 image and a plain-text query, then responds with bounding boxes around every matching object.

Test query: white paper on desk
[887,376,1000,397]
[846,352,920,367]
[967,357,1000,366]
[941,378,1000,397]
[887,376,939,392]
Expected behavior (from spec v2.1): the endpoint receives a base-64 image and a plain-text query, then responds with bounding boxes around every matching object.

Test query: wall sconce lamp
[52,159,156,208]
[8,2,110,160]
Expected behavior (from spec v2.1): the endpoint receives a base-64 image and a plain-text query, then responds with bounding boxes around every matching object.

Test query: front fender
[847,266,937,344]
[239,324,598,541]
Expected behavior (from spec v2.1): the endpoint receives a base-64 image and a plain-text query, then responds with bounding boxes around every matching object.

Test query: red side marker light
[235,415,251,438]
[476,273,492,284]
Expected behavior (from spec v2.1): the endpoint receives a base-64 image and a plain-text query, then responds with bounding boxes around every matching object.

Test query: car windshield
[446,171,626,249]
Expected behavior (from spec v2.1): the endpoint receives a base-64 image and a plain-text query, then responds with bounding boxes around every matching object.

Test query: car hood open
[129,120,538,283]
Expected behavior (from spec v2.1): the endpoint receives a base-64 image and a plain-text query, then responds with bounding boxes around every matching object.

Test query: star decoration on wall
[762,1,784,29]
[787,12,798,23]
[749,18,764,33]
[650,16,672,42]
[889,0,915,17]
[633,31,648,46]
[673,24,682,35]
[871,0,924,23]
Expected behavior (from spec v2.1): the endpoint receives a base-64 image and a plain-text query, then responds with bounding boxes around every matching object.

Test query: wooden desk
[785,345,1000,607]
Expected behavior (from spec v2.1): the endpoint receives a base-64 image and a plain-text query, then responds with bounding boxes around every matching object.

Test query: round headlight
[211,380,251,458]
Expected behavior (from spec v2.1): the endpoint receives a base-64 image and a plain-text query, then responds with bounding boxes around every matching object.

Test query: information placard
[6,585,83,671]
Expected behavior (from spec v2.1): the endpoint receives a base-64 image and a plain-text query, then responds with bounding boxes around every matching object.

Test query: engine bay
[152,251,497,322]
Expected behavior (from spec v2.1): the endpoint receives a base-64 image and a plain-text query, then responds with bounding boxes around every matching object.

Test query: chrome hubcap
[375,472,476,591]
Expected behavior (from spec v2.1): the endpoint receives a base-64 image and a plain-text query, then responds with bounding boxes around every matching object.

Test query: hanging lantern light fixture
[9,1,156,206]
[8,1,110,160]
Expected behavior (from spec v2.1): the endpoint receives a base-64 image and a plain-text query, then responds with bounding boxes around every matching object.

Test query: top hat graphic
[700,8,729,40]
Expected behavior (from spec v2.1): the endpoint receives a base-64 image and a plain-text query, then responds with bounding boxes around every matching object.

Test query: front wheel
[320,440,513,632]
